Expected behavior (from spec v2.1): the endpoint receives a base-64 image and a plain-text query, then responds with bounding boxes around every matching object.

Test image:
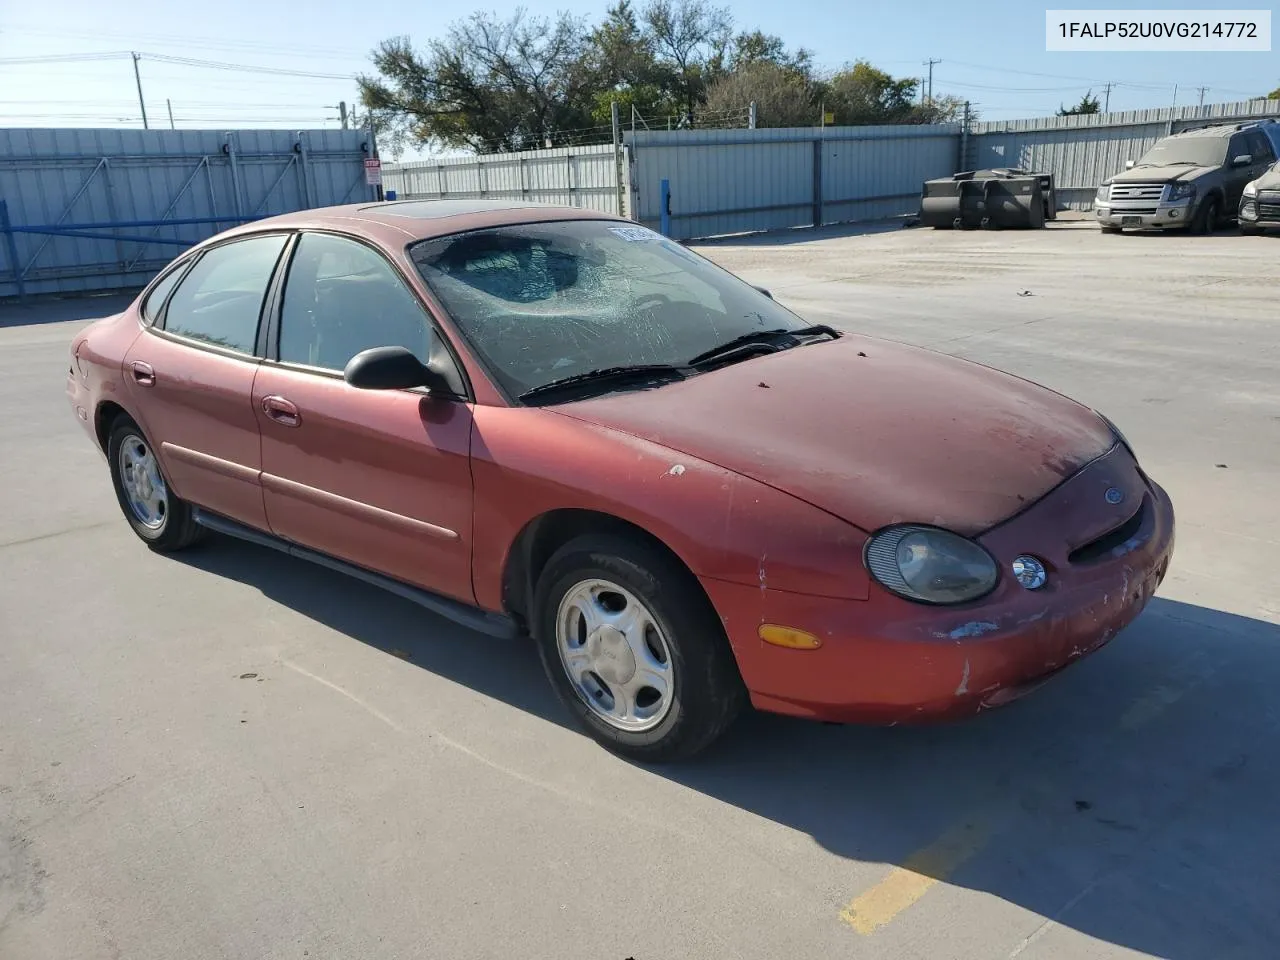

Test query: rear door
[123,233,289,530]
[252,231,476,603]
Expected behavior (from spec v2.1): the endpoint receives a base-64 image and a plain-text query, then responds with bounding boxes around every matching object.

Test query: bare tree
[704,61,816,127]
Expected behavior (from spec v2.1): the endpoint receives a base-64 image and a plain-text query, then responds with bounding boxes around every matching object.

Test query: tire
[107,416,204,552]
[1099,224,1122,235]
[532,534,746,762]
[1192,195,1221,235]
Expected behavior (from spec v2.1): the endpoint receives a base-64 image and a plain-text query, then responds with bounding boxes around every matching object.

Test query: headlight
[1095,183,1110,202]
[865,526,998,605]
[1243,181,1258,198]
[1168,182,1196,202]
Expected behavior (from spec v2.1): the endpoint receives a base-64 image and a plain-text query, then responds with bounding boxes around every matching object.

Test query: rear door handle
[130,361,155,386]
[261,395,301,427]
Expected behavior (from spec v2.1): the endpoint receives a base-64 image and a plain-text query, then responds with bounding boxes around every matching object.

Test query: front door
[253,231,475,603]
[124,233,289,529]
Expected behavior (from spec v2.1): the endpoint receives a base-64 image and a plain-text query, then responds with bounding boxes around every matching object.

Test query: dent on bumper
[704,455,1176,724]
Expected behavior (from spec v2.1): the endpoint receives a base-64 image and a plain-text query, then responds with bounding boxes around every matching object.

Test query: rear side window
[141,260,189,324]
[163,235,288,354]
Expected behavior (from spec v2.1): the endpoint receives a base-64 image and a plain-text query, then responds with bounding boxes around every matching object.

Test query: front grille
[1113,206,1159,216]
[1258,202,1280,220]
[1258,191,1280,203]
[1108,182,1166,202]
[1069,496,1149,565]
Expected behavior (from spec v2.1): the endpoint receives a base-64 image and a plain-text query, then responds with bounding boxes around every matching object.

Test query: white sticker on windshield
[608,226,657,242]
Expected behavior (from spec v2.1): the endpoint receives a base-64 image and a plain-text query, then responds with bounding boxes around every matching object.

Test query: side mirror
[752,285,773,300]
[1125,159,1135,169]
[344,345,451,392]
[1232,154,1253,167]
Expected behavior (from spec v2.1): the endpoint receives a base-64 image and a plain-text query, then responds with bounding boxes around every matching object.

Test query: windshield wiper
[518,364,687,404]
[685,324,839,369]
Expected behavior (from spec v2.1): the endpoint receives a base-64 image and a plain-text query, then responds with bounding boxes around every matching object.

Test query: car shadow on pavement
[663,598,1280,958]
[178,537,1278,958]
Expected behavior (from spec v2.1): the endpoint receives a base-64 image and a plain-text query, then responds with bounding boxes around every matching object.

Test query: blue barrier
[0,204,266,303]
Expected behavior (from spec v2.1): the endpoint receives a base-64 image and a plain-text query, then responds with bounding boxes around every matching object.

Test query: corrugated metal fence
[968,99,1280,210]
[1,128,372,299]
[626,124,959,240]
[383,144,622,215]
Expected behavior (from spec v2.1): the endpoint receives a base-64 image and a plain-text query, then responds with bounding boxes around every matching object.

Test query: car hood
[1250,165,1280,190]
[1110,164,1217,184]
[553,336,1115,536]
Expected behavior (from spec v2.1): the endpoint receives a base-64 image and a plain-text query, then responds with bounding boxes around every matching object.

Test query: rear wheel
[107,417,203,552]
[533,534,745,762]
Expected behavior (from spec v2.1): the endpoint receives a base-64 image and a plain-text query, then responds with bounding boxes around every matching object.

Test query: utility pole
[166,98,175,130]
[1196,86,1208,109]
[748,101,757,129]
[923,58,941,105]
[132,52,149,130]
[339,101,348,130]
[1101,82,1113,113]
[1172,84,1178,109]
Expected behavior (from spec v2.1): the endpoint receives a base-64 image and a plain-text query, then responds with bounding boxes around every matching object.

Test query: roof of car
[218,199,625,246]
[1172,120,1277,139]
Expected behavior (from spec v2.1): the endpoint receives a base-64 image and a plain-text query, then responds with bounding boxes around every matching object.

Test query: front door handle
[261,395,301,427]
[130,360,155,386]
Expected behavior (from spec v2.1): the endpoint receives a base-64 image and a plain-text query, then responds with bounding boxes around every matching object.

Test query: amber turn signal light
[758,624,822,650]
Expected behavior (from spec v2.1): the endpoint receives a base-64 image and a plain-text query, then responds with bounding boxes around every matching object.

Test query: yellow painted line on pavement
[839,819,991,935]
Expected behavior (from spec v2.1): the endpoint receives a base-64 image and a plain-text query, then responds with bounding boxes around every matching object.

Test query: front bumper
[1094,200,1193,229]
[704,446,1175,723]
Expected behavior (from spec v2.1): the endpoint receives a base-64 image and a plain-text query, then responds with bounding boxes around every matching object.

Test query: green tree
[1266,86,1280,98]
[1057,90,1101,115]
[358,11,596,154]
[642,0,734,122]
[823,60,919,125]
[587,2,680,125]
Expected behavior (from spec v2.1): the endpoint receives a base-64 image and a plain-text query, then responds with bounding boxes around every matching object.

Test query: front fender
[469,406,870,611]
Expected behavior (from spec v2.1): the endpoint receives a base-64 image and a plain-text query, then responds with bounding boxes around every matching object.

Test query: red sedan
[67,201,1175,761]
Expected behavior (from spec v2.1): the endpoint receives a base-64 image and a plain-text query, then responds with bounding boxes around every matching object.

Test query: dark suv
[1094,121,1278,234]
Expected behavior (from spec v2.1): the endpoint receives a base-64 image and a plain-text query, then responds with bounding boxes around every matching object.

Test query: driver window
[279,233,433,371]
[1229,134,1250,163]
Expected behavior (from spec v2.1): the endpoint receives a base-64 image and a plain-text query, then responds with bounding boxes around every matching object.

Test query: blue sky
[2,0,1276,157]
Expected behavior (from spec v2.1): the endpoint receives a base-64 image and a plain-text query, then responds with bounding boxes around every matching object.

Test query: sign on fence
[364,158,383,186]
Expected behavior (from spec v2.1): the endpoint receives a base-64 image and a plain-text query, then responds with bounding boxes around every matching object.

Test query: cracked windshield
[411,220,807,398]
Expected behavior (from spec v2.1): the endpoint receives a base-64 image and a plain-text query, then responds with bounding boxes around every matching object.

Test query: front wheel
[107,417,204,551]
[1191,196,1221,234]
[533,534,746,762]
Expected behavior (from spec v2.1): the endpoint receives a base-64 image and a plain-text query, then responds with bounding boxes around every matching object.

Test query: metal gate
[1,128,373,300]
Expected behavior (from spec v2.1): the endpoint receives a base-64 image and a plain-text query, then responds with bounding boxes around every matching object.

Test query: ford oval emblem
[1105,487,1125,505]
